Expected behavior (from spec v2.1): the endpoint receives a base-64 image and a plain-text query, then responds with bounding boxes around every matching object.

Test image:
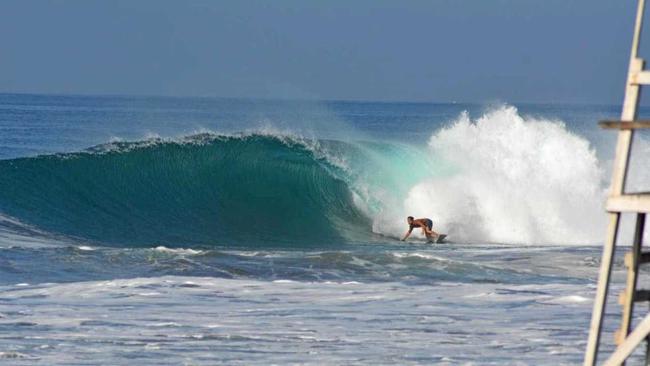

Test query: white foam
[150,322,181,327]
[373,106,607,245]
[154,246,203,255]
[137,292,161,297]
[392,252,447,261]
[0,275,606,364]
[544,295,590,304]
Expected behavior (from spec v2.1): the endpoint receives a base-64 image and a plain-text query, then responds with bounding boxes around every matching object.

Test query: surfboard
[428,234,447,244]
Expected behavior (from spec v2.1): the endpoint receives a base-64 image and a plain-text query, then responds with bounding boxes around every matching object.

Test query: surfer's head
[407,216,414,224]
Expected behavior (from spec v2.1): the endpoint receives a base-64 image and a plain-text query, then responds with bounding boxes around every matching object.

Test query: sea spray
[371,106,607,244]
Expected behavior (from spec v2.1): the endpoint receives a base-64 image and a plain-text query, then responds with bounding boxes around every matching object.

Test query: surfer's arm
[401,228,413,241]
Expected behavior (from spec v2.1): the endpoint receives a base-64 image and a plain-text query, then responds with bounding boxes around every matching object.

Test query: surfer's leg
[425,220,438,237]
[423,229,437,240]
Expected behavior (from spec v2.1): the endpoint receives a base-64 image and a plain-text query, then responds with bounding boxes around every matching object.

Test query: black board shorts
[424,219,433,230]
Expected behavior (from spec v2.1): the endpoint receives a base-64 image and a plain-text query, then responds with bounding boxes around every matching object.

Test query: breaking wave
[0,106,619,246]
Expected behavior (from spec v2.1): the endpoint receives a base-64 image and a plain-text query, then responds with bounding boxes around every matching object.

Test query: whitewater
[0,94,648,364]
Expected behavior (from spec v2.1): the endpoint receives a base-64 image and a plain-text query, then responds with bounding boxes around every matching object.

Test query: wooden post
[584,1,646,364]
[616,214,646,366]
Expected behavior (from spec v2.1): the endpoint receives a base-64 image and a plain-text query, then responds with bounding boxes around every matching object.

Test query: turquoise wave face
[0,134,372,248]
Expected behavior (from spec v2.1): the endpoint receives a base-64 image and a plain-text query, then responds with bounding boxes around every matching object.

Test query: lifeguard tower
[585,0,650,364]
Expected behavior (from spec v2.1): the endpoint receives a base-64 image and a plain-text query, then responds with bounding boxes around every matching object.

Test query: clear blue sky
[0,1,643,104]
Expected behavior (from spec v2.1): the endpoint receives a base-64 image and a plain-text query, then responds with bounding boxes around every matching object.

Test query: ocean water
[0,93,648,364]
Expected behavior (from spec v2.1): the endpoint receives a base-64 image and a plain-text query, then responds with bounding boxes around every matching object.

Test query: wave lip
[0,134,370,248]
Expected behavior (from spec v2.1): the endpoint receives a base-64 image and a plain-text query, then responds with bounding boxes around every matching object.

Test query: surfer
[401,216,438,241]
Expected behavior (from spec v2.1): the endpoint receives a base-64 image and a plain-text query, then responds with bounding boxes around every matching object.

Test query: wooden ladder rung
[607,194,650,212]
[635,290,650,302]
[640,252,650,264]
[618,290,650,305]
[630,70,650,85]
[599,120,650,129]
[623,251,650,267]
